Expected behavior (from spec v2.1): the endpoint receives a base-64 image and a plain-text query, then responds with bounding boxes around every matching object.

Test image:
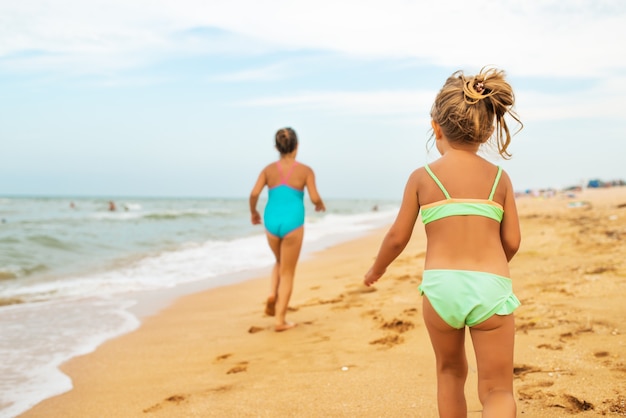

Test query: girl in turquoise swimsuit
[250,127,326,332]
[365,68,523,417]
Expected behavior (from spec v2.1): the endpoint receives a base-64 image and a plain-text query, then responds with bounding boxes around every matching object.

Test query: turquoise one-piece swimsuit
[263,162,305,238]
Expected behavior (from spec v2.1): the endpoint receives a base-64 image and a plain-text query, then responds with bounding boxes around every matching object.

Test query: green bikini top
[421,164,504,224]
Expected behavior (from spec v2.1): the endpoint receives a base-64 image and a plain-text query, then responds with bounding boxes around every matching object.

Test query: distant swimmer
[108,201,116,211]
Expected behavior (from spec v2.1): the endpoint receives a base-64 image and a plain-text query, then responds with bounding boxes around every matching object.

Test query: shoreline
[19,187,626,417]
[0,203,398,418]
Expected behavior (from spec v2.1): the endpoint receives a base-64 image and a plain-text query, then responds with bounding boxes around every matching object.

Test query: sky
[1,0,625,199]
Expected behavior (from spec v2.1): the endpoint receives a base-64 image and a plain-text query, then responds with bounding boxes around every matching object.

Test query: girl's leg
[469,314,516,418]
[422,296,468,418]
[265,262,279,316]
[273,227,304,331]
[264,234,282,316]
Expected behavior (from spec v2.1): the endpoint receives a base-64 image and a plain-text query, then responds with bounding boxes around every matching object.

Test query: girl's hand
[251,211,262,225]
[364,267,385,287]
[315,202,326,212]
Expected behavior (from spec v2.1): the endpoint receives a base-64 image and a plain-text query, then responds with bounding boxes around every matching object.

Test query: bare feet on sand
[265,296,276,317]
[275,322,297,332]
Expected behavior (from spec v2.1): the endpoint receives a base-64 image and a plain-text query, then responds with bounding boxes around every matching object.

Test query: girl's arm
[499,171,521,261]
[364,170,420,286]
[249,170,267,225]
[306,168,326,212]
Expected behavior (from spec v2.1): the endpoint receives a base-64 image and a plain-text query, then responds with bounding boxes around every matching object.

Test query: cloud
[237,74,626,123]
[239,89,434,118]
[517,74,626,121]
[1,0,625,78]
[208,63,289,82]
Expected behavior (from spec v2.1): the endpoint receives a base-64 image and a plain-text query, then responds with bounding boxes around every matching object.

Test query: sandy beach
[19,187,626,418]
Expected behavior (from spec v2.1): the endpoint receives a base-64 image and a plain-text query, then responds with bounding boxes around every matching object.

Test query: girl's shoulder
[409,164,434,181]
[294,161,314,173]
[260,163,275,177]
[403,166,430,191]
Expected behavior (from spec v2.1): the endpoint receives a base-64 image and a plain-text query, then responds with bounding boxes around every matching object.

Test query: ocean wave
[89,212,144,221]
[142,210,211,220]
[23,235,266,299]
[27,235,76,251]
[0,263,48,280]
[0,271,17,280]
[0,296,23,306]
[0,236,20,244]
[89,209,226,222]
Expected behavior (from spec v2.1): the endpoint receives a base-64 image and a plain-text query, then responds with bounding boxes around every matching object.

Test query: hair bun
[275,127,298,155]
[430,67,522,159]
[463,77,490,104]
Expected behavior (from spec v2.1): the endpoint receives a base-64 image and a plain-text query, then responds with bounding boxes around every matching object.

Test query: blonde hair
[430,67,522,158]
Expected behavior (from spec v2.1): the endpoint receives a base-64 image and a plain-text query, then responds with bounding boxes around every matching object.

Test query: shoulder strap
[277,161,298,184]
[424,165,451,199]
[488,166,503,200]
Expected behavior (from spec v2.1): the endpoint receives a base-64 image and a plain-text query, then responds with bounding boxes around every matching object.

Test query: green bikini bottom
[419,269,520,329]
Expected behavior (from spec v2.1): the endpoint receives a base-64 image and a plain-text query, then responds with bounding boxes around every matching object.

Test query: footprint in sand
[610,363,626,374]
[606,395,626,415]
[214,353,233,362]
[346,286,377,295]
[591,351,626,375]
[248,326,265,334]
[298,295,344,308]
[394,274,414,282]
[369,334,404,347]
[537,343,563,350]
[215,354,249,375]
[517,380,595,414]
[367,314,416,344]
[207,385,233,393]
[381,318,415,333]
[402,307,418,316]
[227,361,249,374]
[513,364,542,379]
[560,394,594,413]
[585,265,616,275]
[517,380,554,401]
[361,309,380,321]
[143,394,187,413]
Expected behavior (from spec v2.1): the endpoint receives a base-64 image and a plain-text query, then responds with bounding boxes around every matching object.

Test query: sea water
[0,196,398,417]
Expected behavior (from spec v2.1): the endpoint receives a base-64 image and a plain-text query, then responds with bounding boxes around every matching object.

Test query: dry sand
[20,187,626,417]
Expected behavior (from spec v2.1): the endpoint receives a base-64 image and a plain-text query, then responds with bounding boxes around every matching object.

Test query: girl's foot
[275,322,297,332]
[265,296,276,316]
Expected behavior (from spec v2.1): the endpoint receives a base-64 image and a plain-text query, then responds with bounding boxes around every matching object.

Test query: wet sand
[20,187,626,417]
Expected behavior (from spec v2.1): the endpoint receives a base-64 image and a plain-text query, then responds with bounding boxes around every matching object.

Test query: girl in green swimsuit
[365,67,523,418]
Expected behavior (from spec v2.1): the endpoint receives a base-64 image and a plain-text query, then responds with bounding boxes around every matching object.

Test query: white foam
[0,298,139,418]
[2,209,396,304]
